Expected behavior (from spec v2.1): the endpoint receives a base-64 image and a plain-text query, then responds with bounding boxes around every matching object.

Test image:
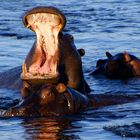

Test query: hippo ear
[77,48,85,57]
[106,51,112,58]
[56,83,67,93]
[123,52,131,62]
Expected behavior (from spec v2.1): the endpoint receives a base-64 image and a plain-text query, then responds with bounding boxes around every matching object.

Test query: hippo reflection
[91,52,140,79]
[22,118,79,140]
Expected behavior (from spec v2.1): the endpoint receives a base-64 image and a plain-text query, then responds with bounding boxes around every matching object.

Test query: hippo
[0,7,91,117]
[91,52,140,79]
[3,83,90,117]
[2,83,139,117]
[0,7,90,95]
[21,6,90,96]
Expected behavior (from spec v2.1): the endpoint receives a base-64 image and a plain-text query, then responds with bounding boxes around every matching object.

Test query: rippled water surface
[0,0,140,139]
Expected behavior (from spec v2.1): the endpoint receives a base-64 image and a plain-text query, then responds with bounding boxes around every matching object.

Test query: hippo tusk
[63,89,75,113]
[26,14,37,28]
[22,62,27,76]
[26,24,31,28]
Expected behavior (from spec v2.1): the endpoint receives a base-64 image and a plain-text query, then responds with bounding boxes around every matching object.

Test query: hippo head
[39,83,67,105]
[93,51,140,79]
[103,52,140,79]
[3,83,76,117]
[21,7,66,85]
[38,83,76,114]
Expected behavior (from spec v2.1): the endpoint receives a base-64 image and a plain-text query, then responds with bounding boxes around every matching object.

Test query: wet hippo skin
[91,52,140,79]
[3,83,90,117]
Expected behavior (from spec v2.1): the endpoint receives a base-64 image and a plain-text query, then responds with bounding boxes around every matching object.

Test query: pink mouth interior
[21,13,62,80]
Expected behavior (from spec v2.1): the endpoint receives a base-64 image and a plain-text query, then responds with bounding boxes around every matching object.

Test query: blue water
[0,0,140,139]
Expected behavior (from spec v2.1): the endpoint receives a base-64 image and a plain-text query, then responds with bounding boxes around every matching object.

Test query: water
[0,0,140,139]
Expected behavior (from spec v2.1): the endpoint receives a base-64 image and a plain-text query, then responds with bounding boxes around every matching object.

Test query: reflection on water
[0,0,140,139]
[22,118,78,140]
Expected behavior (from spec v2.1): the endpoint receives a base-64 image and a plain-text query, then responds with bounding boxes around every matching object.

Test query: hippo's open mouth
[21,7,66,84]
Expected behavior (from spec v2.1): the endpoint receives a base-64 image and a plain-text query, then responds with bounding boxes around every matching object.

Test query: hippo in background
[91,51,140,79]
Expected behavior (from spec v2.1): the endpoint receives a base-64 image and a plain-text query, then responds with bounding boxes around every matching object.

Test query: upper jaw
[21,7,66,85]
[23,6,66,32]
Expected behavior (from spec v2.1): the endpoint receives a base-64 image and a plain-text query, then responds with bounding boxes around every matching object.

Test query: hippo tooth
[22,62,27,75]
[26,24,31,28]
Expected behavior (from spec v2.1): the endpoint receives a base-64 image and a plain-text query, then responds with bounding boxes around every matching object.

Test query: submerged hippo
[3,83,138,117]
[91,52,140,79]
[0,7,90,95]
[3,83,89,117]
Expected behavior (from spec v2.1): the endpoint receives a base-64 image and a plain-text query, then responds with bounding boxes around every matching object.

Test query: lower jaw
[21,64,59,86]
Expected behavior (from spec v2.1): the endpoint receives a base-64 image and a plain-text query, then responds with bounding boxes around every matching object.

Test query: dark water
[0,0,140,139]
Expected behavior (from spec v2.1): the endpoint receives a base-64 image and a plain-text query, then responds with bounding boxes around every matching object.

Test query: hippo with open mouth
[20,6,90,96]
[0,7,91,116]
[91,52,140,79]
[21,7,66,82]
[0,7,90,96]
